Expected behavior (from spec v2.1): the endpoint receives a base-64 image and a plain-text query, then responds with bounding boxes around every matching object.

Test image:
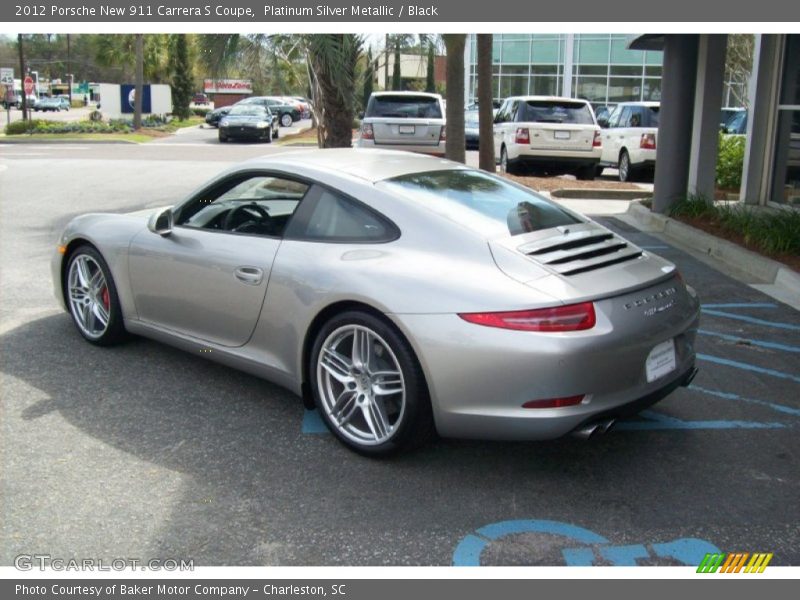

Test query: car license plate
[399,124,415,134]
[554,130,571,140]
[645,339,677,383]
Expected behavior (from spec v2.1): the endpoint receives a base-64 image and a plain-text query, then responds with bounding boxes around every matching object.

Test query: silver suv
[357,92,446,156]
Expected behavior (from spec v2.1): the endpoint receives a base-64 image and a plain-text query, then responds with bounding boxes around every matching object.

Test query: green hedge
[716,133,746,190]
[5,119,131,135]
[192,107,211,116]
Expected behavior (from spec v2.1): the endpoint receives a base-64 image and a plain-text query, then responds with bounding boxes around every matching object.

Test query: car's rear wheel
[500,145,521,175]
[310,311,434,456]
[280,113,293,128]
[618,150,633,182]
[66,245,126,346]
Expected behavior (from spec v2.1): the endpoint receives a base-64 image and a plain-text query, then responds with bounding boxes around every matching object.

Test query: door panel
[128,228,279,347]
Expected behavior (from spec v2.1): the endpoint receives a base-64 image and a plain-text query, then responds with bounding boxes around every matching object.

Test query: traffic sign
[0,67,13,85]
[23,76,34,95]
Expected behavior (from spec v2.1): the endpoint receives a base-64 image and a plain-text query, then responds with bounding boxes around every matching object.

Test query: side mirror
[597,117,609,128]
[148,207,174,236]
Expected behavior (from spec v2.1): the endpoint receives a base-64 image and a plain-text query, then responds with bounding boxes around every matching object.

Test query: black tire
[618,150,633,182]
[65,245,127,346]
[500,145,522,175]
[309,310,434,456]
[280,112,293,128]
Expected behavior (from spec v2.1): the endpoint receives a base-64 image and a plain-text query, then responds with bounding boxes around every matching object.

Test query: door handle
[234,266,264,285]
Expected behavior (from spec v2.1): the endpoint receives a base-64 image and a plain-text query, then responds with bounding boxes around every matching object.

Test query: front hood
[489,221,677,304]
[223,116,267,126]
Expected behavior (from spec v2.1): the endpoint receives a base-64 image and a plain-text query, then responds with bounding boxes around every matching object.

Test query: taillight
[515,127,530,145]
[361,123,374,140]
[593,130,602,147]
[458,302,596,332]
[522,395,586,409]
[640,133,656,150]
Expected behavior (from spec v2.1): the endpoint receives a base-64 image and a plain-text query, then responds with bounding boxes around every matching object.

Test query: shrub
[716,133,746,190]
[192,107,211,117]
[89,110,103,122]
[5,119,131,135]
[5,119,48,135]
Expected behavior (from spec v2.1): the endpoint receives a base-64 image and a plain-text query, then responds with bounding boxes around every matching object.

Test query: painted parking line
[302,409,328,434]
[697,353,800,383]
[690,385,800,418]
[697,329,800,353]
[701,309,800,331]
[640,245,670,250]
[701,302,778,309]
[452,519,720,566]
[615,410,785,431]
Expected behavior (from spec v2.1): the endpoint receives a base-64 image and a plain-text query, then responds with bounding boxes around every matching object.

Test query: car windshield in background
[521,101,594,124]
[229,106,266,116]
[379,169,581,237]
[367,95,442,119]
[465,111,480,127]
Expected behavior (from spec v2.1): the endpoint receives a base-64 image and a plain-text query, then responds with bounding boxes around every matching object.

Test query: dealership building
[465,34,798,210]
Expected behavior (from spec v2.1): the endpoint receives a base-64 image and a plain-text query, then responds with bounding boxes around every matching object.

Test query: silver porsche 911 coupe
[52,149,700,455]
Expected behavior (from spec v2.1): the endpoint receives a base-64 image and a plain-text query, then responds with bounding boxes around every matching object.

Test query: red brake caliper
[101,286,110,310]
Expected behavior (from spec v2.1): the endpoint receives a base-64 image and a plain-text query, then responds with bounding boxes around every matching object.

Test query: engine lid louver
[518,228,643,276]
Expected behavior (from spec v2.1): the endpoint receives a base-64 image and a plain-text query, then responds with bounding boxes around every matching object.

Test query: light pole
[66,73,73,105]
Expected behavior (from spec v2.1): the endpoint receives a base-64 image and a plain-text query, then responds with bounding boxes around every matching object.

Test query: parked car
[51,148,699,455]
[465,110,480,150]
[218,104,278,143]
[722,109,747,135]
[205,105,231,128]
[357,91,446,156]
[193,93,210,105]
[34,97,65,112]
[237,96,301,128]
[493,96,602,179]
[291,96,313,118]
[598,101,660,182]
[3,91,22,109]
[56,96,71,111]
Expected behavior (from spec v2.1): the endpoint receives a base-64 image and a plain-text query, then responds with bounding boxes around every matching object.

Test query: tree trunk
[443,34,466,164]
[477,34,495,172]
[425,42,436,93]
[133,33,144,130]
[17,34,27,121]
[392,44,401,90]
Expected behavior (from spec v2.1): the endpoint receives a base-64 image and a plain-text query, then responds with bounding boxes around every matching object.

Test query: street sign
[23,76,34,95]
[0,67,13,85]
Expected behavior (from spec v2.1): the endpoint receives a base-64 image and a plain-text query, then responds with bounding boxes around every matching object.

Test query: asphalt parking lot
[1,141,798,567]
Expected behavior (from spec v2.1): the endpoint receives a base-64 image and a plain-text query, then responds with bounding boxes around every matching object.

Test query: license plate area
[554,130,571,140]
[646,338,676,383]
[399,124,416,134]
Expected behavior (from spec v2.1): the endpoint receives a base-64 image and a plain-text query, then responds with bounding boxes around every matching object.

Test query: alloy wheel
[67,254,110,340]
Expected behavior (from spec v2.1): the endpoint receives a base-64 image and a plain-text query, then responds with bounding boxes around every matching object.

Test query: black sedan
[205,106,231,127]
[218,105,279,143]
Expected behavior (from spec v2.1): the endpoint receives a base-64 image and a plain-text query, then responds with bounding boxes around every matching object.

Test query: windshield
[228,105,266,117]
[379,169,581,237]
[519,101,594,124]
[367,95,443,119]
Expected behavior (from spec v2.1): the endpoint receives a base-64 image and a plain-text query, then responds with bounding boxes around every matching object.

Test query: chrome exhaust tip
[572,418,616,440]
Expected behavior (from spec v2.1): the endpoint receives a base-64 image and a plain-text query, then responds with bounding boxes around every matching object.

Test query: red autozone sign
[203,79,253,94]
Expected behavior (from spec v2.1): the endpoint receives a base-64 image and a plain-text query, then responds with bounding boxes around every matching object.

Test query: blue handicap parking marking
[697,353,800,383]
[453,519,720,566]
[697,329,800,354]
[690,385,800,418]
[301,409,329,434]
[615,409,787,431]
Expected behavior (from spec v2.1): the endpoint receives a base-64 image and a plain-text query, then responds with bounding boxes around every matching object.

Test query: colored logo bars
[697,552,773,573]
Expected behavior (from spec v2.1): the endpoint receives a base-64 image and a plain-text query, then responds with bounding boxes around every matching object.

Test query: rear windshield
[519,101,594,124]
[379,169,581,237]
[367,95,442,119]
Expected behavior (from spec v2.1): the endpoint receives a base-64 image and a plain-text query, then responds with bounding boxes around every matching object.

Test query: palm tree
[307,34,362,147]
[443,34,466,163]
[476,34,495,172]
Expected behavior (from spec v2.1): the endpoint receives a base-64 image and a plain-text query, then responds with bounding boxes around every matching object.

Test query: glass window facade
[468,34,660,106]
[771,35,800,205]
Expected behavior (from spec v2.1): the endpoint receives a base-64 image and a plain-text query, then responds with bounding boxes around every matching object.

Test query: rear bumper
[509,145,601,168]
[357,138,446,156]
[389,278,700,441]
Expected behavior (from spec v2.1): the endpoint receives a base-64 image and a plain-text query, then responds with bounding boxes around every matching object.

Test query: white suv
[598,101,659,182]
[493,96,601,179]
[357,91,446,156]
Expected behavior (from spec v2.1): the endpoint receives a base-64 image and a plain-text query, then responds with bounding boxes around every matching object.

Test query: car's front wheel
[65,245,127,345]
[618,150,633,182]
[310,311,434,456]
[280,113,293,128]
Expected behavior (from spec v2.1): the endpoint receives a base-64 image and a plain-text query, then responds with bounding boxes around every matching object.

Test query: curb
[0,136,140,144]
[551,188,653,200]
[625,202,800,292]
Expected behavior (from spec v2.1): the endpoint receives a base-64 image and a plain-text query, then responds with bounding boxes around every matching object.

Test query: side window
[175,173,309,237]
[510,101,520,122]
[629,108,642,128]
[607,106,623,128]
[494,100,509,123]
[289,186,398,243]
[619,106,633,127]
